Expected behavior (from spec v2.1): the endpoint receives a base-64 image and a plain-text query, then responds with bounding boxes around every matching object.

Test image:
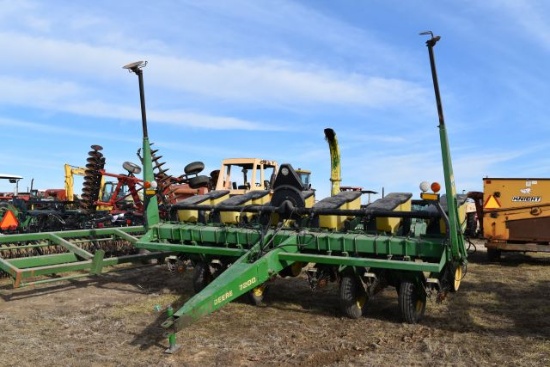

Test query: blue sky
[1,0,550,201]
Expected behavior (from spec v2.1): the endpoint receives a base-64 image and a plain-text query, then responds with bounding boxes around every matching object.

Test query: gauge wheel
[192,262,213,293]
[339,273,367,319]
[248,284,269,306]
[398,280,426,324]
[452,264,463,292]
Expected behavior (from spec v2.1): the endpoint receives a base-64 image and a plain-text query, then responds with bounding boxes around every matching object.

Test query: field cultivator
[0,226,161,288]
[115,34,470,352]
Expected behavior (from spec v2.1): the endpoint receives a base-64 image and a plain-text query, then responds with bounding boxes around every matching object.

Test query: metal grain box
[482,178,550,242]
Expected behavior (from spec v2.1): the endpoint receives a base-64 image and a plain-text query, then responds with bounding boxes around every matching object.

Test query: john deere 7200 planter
[123,32,468,351]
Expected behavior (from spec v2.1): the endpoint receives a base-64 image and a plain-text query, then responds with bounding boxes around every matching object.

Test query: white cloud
[150,57,429,108]
[0,76,84,105]
[150,110,281,130]
[0,75,280,131]
[0,29,430,108]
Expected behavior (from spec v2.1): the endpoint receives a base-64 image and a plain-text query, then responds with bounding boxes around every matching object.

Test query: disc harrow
[151,145,173,207]
[80,144,106,214]
[141,143,210,211]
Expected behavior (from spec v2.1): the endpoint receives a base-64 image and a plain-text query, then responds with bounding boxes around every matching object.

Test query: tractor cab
[0,174,24,199]
[214,158,278,195]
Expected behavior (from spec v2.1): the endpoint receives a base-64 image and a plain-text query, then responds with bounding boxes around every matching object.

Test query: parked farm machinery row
[0,146,152,287]
[0,145,144,234]
[0,144,211,235]
[0,140,211,286]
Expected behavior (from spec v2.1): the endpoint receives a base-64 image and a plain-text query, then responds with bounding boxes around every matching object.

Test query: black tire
[189,175,210,188]
[439,262,464,293]
[487,248,501,261]
[184,161,205,176]
[192,262,212,293]
[465,212,477,237]
[398,280,426,324]
[450,263,464,293]
[339,273,367,319]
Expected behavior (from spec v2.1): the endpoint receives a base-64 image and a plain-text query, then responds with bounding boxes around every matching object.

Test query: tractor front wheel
[398,280,426,324]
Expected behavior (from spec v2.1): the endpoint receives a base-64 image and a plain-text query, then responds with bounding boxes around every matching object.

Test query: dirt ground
[1,240,549,367]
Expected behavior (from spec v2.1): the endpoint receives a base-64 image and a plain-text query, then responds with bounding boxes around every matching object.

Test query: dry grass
[1,242,549,367]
